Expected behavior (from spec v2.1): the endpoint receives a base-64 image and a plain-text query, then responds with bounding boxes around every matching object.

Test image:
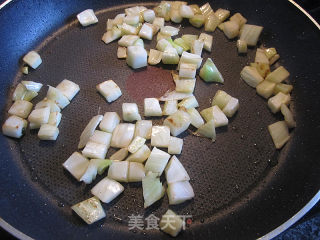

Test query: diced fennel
[127,46,148,69]
[160,26,180,36]
[163,100,178,115]
[237,39,247,54]
[230,13,247,27]
[189,4,201,15]
[215,8,230,22]
[179,51,202,69]
[222,97,239,117]
[128,136,146,153]
[167,181,194,205]
[179,63,197,78]
[21,81,43,92]
[47,112,62,127]
[162,48,180,64]
[142,171,165,208]
[145,147,170,176]
[157,31,171,41]
[178,96,199,109]
[198,33,213,52]
[82,140,108,159]
[265,47,277,59]
[223,21,240,39]
[56,79,80,101]
[117,47,127,59]
[180,5,194,18]
[211,90,232,109]
[196,119,216,140]
[78,115,103,149]
[2,115,27,138]
[151,125,170,148]
[12,83,27,101]
[270,54,280,65]
[281,104,296,128]
[191,39,204,56]
[101,27,122,44]
[71,197,106,225]
[62,152,89,181]
[118,35,139,47]
[96,80,122,103]
[168,137,183,154]
[170,8,182,23]
[23,90,38,101]
[46,86,70,109]
[167,38,183,55]
[143,9,155,23]
[189,14,205,28]
[153,17,165,28]
[77,9,98,27]
[199,58,224,83]
[128,162,146,182]
[239,24,263,46]
[91,177,124,203]
[121,23,139,35]
[8,100,33,119]
[268,121,290,149]
[99,112,120,133]
[122,103,141,121]
[256,81,276,99]
[163,109,191,136]
[22,66,28,75]
[156,38,171,51]
[255,48,269,64]
[35,98,60,113]
[139,23,153,40]
[268,92,290,113]
[148,49,162,65]
[110,148,129,161]
[28,107,50,125]
[124,15,140,25]
[111,123,135,148]
[89,130,112,146]
[265,66,290,83]
[159,209,184,237]
[200,2,213,18]
[201,105,228,127]
[107,161,129,182]
[181,34,198,49]
[126,144,151,163]
[134,120,152,139]
[153,2,171,21]
[159,90,193,101]
[80,159,112,184]
[165,155,189,183]
[185,107,204,128]
[250,62,270,78]
[240,66,264,88]
[205,13,220,32]
[144,98,162,116]
[273,83,293,95]
[23,51,42,69]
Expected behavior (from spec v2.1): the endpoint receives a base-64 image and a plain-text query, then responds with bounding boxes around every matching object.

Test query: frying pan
[0,0,319,239]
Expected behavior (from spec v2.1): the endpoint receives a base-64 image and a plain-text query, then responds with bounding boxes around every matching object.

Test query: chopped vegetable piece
[265,66,290,83]
[181,35,198,49]
[96,80,122,103]
[196,119,216,140]
[144,98,162,116]
[62,152,89,181]
[215,8,230,22]
[211,90,232,109]
[205,13,220,32]
[12,83,27,101]
[143,9,155,23]
[168,137,183,155]
[121,23,139,35]
[250,62,270,78]
[153,17,165,28]
[201,105,228,127]
[125,6,147,19]
[159,209,183,237]
[189,14,205,28]
[48,111,62,127]
[126,144,151,163]
[269,54,280,65]
[134,120,152,139]
[82,140,108,159]
[239,24,263,46]
[22,81,43,92]
[56,79,80,101]
[117,47,127,59]
[2,115,27,138]
[128,162,145,182]
[157,32,171,41]
[178,96,199,109]
[237,39,247,53]
[122,103,141,122]
[23,90,38,101]
[255,48,269,64]
[139,23,153,40]
[230,13,247,27]
[8,100,33,119]
[167,38,183,55]
[35,98,60,112]
[199,58,224,83]
[179,63,197,78]
[256,81,276,99]
[189,4,201,15]
[118,35,140,47]
[273,83,293,95]
[191,39,204,56]
[110,148,129,161]
[165,155,189,183]
[89,130,112,146]
[240,66,264,88]
[124,15,139,25]
[265,47,277,59]
[268,121,290,149]
[156,38,171,52]
[148,49,162,65]
[281,104,296,128]
[163,100,178,116]
[78,115,103,149]
[28,106,50,125]
[170,8,183,23]
[175,79,196,94]
[164,109,191,136]
[162,48,180,64]
[22,66,28,75]
[223,97,239,117]
[223,21,240,39]
[128,136,146,153]
[46,86,70,109]
[180,5,194,18]
[29,122,41,130]
[151,126,170,148]
[77,9,98,26]
[80,159,112,184]
[102,27,122,44]
[91,177,124,203]
[179,51,202,69]
[167,181,194,205]
[185,107,204,128]
[160,26,180,36]
[99,112,120,133]
[200,2,213,18]
[127,46,148,69]
[111,123,135,148]
[142,171,165,208]
[268,92,290,113]
[23,51,42,69]
[145,147,170,176]
[159,90,193,101]
[198,33,213,52]
[107,161,129,182]
[154,2,171,21]
[133,38,144,48]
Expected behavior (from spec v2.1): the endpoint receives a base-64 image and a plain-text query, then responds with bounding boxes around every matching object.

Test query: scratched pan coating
[0,0,319,239]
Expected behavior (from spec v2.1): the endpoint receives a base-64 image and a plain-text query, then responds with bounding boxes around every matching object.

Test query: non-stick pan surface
[0,0,319,239]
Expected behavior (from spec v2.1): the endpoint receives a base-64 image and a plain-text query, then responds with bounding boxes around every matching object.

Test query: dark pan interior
[0,0,319,239]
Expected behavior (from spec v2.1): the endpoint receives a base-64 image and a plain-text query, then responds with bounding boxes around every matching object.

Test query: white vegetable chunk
[144,98,162,117]
[153,17,165,28]
[28,106,50,125]
[82,141,108,159]
[142,171,165,208]
[118,35,140,47]
[110,148,129,161]
[122,103,141,122]
[78,115,103,149]
[223,97,239,117]
[48,112,62,127]
[35,98,60,113]
[71,197,106,224]
[126,46,148,69]
[124,15,139,25]
[29,122,41,130]
[201,106,228,127]
[178,96,199,109]
[191,39,204,56]
[237,39,247,53]
[180,5,194,18]
[198,33,213,52]
[77,9,98,26]
[80,159,112,184]
[168,137,183,155]
[175,79,196,93]
[89,130,112,146]
[268,92,290,113]
[126,144,151,163]
[145,147,170,176]
[128,162,145,182]
[160,26,180,36]
[117,46,127,59]
[99,112,120,133]
[96,80,122,103]
[143,9,155,23]
[265,66,290,83]
[139,23,153,40]
[23,51,42,69]
[151,126,170,148]
[2,115,27,138]
[46,86,70,109]
[223,21,240,39]
[111,123,135,148]
[255,48,269,64]
[38,124,59,140]
[179,51,203,69]
[12,83,27,101]
[212,90,232,109]
[128,136,146,153]
[91,177,124,203]
[164,110,191,136]
[159,209,183,237]
[56,79,80,101]
[21,81,43,92]
[240,66,264,88]
[107,161,129,182]
[165,155,189,183]
[179,63,197,79]
[159,90,193,101]
[148,49,163,65]
[134,120,152,139]
[8,100,33,119]
[186,108,204,128]
[268,121,290,149]
[281,104,296,128]
[156,39,172,52]
[167,181,194,205]
[196,119,216,140]
[163,100,178,116]
[102,28,122,44]
[239,24,263,46]
[62,152,89,181]
[162,47,180,65]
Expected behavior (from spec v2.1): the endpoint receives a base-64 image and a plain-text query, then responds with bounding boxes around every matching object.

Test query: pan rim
[0,0,319,239]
